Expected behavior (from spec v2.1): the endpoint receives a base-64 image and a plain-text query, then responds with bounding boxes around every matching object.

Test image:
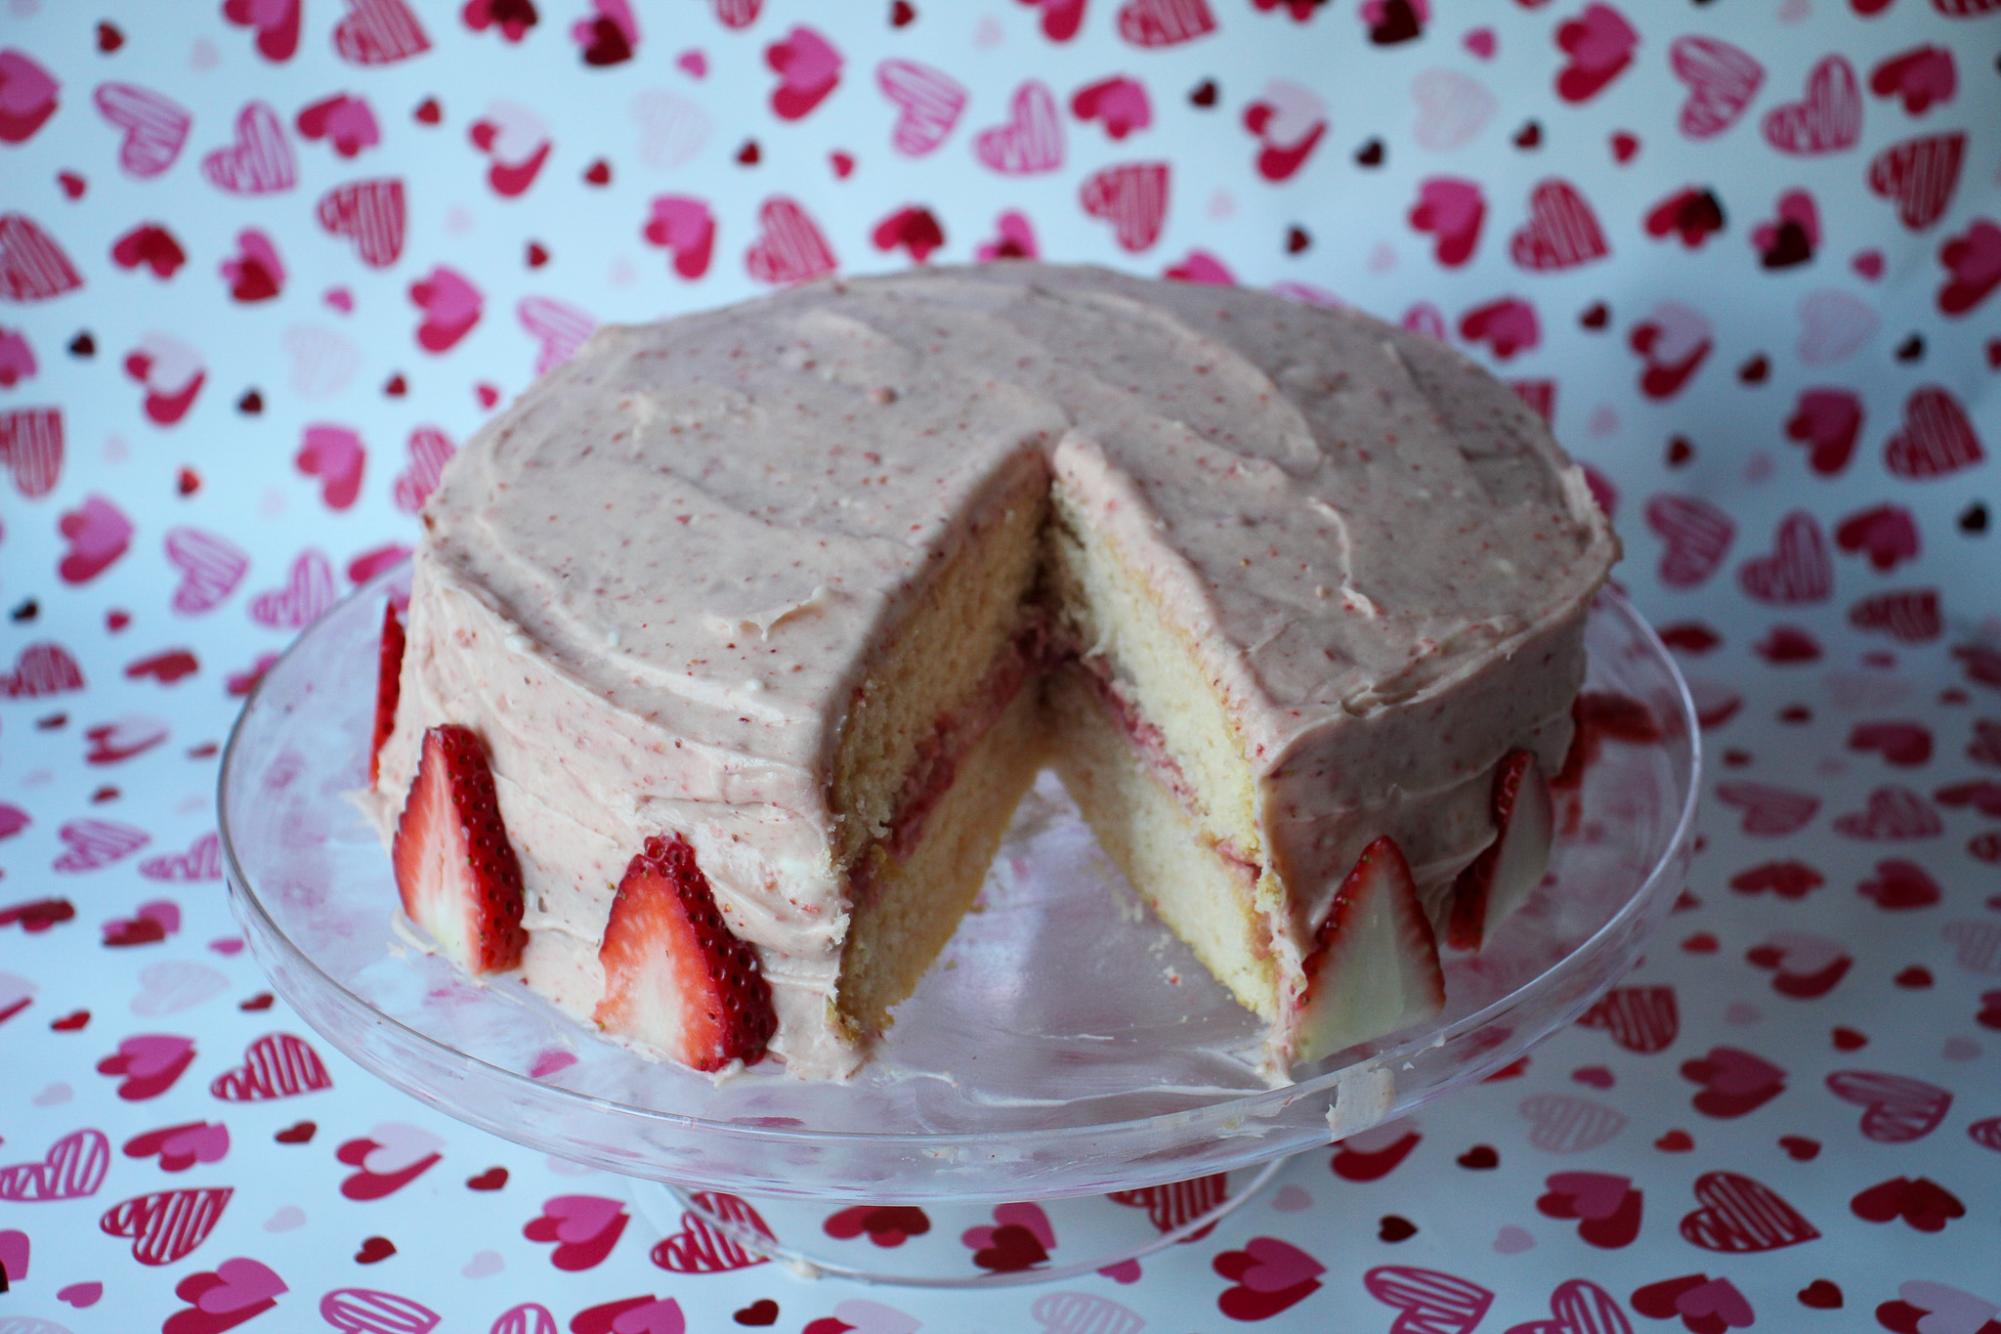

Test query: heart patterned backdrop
[2,0,1999,1329]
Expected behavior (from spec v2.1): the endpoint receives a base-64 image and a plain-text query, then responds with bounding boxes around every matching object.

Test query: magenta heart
[543,1194,624,1244]
[1233,1235,1323,1294]
[1543,1171,1631,1220]
[198,1257,287,1313]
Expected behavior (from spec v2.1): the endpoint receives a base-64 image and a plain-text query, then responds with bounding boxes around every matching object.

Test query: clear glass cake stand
[219,565,1698,1285]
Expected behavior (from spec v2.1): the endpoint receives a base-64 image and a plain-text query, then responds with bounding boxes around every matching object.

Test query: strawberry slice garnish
[390,724,528,974]
[370,600,405,783]
[1294,835,1445,1061]
[594,834,776,1072]
[1448,748,1554,951]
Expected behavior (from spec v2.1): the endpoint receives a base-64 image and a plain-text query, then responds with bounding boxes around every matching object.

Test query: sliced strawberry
[390,724,528,974]
[370,600,405,784]
[1294,836,1445,1061]
[594,834,776,1072]
[1449,748,1554,951]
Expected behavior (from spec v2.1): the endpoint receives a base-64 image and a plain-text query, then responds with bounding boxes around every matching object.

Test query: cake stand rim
[217,560,1702,1159]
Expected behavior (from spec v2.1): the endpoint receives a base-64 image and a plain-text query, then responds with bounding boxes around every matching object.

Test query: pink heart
[59,1280,103,1308]
[197,1257,288,1313]
[408,266,482,352]
[973,81,1064,174]
[58,494,134,584]
[642,196,715,280]
[765,25,841,119]
[296,425,366,509]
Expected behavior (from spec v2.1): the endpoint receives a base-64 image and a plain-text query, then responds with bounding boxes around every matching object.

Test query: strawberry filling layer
[858,622,1052,896]
[1069,653,1262,883]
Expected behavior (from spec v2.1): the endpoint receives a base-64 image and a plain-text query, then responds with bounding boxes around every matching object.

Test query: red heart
[1833,505,1920,572]
[1213,1237,1324,1320]
[1679,1046,1786,1117]
[1850,1176,1965,1232]
[1886,386,1983,477]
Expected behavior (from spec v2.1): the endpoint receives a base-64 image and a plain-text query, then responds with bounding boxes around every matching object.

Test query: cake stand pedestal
[219,566,1697,1285]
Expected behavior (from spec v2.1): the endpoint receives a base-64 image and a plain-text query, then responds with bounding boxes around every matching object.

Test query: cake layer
[839,684,1044,1034]
[375,263,1617,1079]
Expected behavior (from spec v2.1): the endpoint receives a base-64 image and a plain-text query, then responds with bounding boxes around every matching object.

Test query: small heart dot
[384,374,408,398]
[1189,79,1218,108]
[889,0,916,26]
[736,139,760,166]
[1721,748,1752,767]
[1493,1224,1534,1254]
[526,241,550,268]
[51,1009,89,1031]
[57,170,86,199]
[1354,139,1385,167]
[734,1298,780,1327]
[239,992,275,1012]
[1778,704,1811,724]
[1798,1279,1842,1309]
[89,784,119,803]
[583,159,612,186]
[96,21,123,51]
[1512,120,1541,149]
[105,609,130,632]
[1738,354,1770,384]
[69,331,95,357]
[1572,1065,1614,1089]
[1779,1134,1820,1160]
[414,97,443,125]
[237,390,263,415]
[467,1167,509,1191]
[1832,1026,1867,1051]
[10,599,37,622]
[476,383,501,409]
[1666,436,1693,466]
[275,1121,316,1144]
[1378,1214,1417,1242]
[1655,1129,1694,1152]
[1609,131,1639,163]
[1456,1145,1498,1169]
[1681,931,1719,954]
[1895,965,1933,989]
[1285,226,1311,255]
[1579,302,1609,330]
[176,466,201,496]
[1961,503,1989,535]
[355,1236,395,1264]
[829,150,856,178]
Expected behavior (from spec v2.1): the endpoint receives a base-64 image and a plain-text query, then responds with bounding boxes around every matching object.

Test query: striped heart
[973,81,1064,175]
[209,1033,333,1101]
[650,1191,773,1273]
[1079,162,1169,253]
[317,179,406,268]
[1826,1070,1952,1143]
[164,526,250,615]
[201,101,296,193]
[92,82,191,177]
[0,213,84,302]
[0,1129,111,1201]
[1680,1172,1818,1252]
[99,1186,232,1265]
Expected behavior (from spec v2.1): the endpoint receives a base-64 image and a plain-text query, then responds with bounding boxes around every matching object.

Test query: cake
[367,263,1618,1081]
